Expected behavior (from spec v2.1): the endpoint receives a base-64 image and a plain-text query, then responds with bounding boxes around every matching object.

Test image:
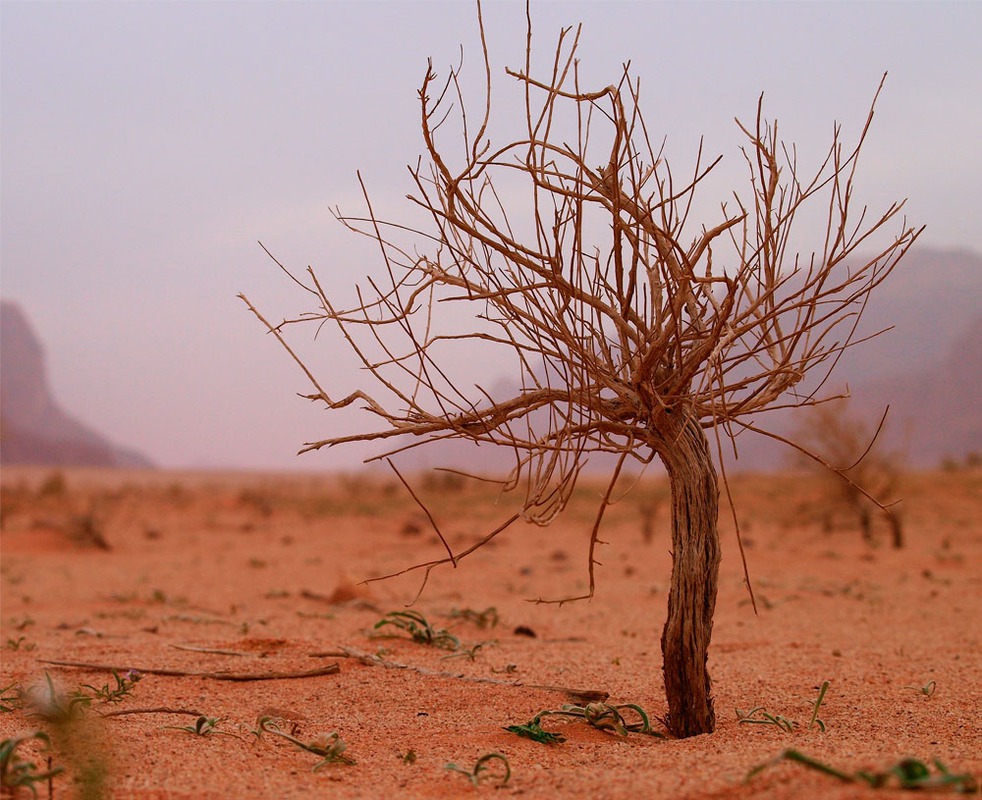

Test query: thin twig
[312,646,607,704]
[99,707,205,718]
[386,457,456,566]
[38,659,340,682]
[169,644,248,657]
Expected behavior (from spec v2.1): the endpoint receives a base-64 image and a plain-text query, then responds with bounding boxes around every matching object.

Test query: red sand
[1,467,979,798]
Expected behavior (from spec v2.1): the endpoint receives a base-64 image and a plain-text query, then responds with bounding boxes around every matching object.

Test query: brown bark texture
[656,416,721,737]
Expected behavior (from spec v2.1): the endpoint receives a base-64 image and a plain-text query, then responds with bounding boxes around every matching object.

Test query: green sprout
[254,716,355,769]
[905,680,937,698]
[736,706,797,733]
[1,732,64,797]
[737,681,829,733]
[372,610,460,651]
[445,753,511,787]
[807,681,829,731]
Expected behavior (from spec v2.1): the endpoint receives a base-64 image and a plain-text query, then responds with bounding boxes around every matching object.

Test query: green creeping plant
[506,701,659,743]
[505,718,567,745]
[737,680,829,733]
[254,716,355,770]
[748,750,978,793]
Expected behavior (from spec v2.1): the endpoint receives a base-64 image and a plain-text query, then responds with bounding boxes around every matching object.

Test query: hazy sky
[2,1,980,471]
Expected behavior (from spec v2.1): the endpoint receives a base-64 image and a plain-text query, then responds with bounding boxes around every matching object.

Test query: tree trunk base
[656,416,721,738]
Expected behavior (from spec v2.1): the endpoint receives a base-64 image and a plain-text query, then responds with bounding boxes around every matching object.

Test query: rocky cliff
[0,300,153,468]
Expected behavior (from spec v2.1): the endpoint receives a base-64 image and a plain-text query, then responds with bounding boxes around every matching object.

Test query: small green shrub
[82,670,142,704]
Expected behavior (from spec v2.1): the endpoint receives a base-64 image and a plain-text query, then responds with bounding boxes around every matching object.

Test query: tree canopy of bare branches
[242,10,921,737]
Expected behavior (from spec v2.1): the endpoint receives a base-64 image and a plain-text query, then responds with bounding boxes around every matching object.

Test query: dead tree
[242,16,920,737]
[792,398,905,548]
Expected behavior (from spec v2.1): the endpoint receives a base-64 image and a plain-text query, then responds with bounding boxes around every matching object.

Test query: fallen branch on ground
[100,706,205,718]
[311,646,607,703]
[38,659,339,682]
[168,644,249,657]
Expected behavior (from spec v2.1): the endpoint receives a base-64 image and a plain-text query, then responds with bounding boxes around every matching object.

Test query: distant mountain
[842,245,982,382]
[0,300,153,468]
[727,312,982,471]
[393,245,981,474]
[727,246,982,470]
[856,312,982,466]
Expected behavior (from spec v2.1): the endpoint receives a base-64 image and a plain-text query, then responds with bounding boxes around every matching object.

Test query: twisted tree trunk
[656,415,721,737]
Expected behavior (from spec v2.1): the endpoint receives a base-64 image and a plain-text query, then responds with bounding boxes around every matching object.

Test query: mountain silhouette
[0,300,153,468]
[392,245,982,474]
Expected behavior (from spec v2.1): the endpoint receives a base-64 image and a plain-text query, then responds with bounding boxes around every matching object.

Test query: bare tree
[241,14,920,737]
[792,399,905,548]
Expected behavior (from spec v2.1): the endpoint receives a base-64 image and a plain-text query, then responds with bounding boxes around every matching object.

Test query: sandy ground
[0,466,979,799]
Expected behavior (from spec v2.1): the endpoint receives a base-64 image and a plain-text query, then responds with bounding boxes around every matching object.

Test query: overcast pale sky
[2,1,980,471]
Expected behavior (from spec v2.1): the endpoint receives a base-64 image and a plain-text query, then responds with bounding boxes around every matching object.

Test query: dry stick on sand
[100,707,206,719]
[168,643,249,657]
[313,646,608,704]
[38,659,340,682]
